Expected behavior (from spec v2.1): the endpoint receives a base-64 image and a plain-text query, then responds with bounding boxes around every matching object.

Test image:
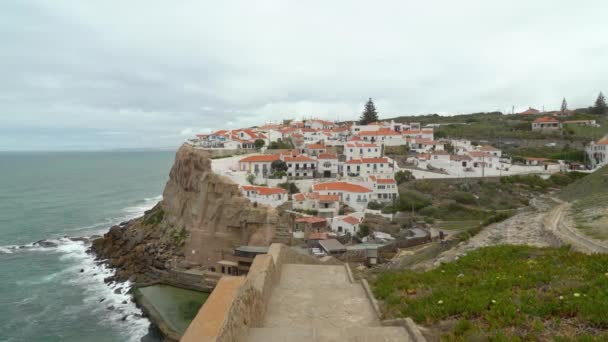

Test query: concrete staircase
[246,263,411,341]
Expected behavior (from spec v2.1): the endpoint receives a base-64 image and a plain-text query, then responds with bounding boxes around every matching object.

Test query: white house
[409,138,445,153]
[466,151,500,169]
[313,181,374,211]
[317,153,339,178]
[303,143,327,156]
[532,116,562,131]
[477,145,502,157]
[344,157,393,177]
[402,129,434,141]
[240,185,287,207]
[284,155,318,178]
[305,119,335,130]
[330,214,362,235]
[367,176,398,202]
[357,129,404,146]
[238,154,281,177]
[586,136,608,168]
[344,142,382,160]
[293,192,340,218]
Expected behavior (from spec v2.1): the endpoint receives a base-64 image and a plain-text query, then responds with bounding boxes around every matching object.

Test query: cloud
[1,0,608,150]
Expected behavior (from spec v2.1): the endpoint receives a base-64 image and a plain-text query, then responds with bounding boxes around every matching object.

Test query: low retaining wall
[191,147,257,158]
[181,244,340,342]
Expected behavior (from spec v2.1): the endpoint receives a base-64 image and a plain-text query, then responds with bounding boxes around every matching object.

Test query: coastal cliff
[92,144,291,283]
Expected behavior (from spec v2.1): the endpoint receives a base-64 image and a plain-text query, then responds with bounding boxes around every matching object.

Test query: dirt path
[416,197,563,269]
[545,198,608,254]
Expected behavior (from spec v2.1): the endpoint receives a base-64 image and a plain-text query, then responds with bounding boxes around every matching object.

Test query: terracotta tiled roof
[313,182,372,193]
[534,116,560,123]
[293,193,306,201]
[284,155,317,162]
[317,153,338,159]
[597,137,608,145]
[241,185,287,196]
[318,194,340,202]
[341,216,360,225]
[239,154,280,163]
[520,107,541,115]
[296,217,327,224]
[346,157,389,164]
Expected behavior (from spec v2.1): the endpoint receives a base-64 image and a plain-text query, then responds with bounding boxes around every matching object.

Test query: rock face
[162,144,289,267]
[93,144,291,283]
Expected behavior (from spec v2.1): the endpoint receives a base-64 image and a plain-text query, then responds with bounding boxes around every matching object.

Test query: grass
[371,245,608,340]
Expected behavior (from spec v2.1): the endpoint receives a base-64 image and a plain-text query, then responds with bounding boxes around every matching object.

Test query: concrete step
[247,326,410,342]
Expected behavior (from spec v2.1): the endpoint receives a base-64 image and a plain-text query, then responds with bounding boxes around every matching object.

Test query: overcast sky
[1,1,607,151]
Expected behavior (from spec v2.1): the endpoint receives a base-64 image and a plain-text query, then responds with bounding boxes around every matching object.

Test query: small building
[586,136,608,169]
[284,155,318,178]
[330,214,361,235]
[532,116,562,131]
[238,154,281,176]
[240,185,288,207]
[306,231,329,249]
[318,239,346,255]
[295,217,328,240]
[316,153,339,178]
[232,246,269,274]
[344,142,382,161]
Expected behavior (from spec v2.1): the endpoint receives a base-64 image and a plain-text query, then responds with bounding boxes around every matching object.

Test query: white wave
[0,246,16,254]
[122,195,163,220]
[56,239,150,341]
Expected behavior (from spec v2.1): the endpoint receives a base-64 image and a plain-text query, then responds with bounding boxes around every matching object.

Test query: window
[323,161,331,168]
[304,173,307,176]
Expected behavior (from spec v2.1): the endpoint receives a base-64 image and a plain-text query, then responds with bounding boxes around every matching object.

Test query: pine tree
[560,98,568,113]
[593,92,607,114]
[359,98,379,125]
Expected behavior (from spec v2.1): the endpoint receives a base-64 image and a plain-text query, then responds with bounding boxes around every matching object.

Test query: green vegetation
[371,245,608,340]
[506,145,586,162]
[246,174,256,184]
[559,165,608,240]
[592,91,607,115]
[389,111,608,143]
[254,138,265,149]
[143,206,164,226]
[359,97,379,125]
[278,181,300,194]
[394,170,414,184]
[268,139,294,149]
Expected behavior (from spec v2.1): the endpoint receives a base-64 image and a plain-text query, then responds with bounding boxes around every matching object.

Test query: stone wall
[180,243,340,342]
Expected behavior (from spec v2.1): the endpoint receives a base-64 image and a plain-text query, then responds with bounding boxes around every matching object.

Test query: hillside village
[184,101,608,256]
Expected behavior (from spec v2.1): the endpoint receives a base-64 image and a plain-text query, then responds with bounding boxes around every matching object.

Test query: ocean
[0,150,175,342]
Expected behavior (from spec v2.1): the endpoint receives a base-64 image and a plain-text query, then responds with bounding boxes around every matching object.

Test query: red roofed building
[344,157,392,177]
[367,176,398,202]
[317,153,339,178]
[330,214,362,235]
[345,142,382,160]
[240,185,287,206]
[313,181,373,211]
[532,116,562,131]
[292,191,340,218]
[357,129,405,146]
[284,155,318,179]
[586,135,608,168]
[238,154,281,176]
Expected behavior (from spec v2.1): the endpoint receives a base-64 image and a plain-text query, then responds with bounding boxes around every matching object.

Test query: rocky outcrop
[93,144,292,283]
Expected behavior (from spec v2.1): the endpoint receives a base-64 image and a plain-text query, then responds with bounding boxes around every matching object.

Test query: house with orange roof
[532,116,562,131]
[477,145,502,157]
[292,192,340,218]
[304,119,335,130]
[317,153,339,178]
[313,181,373,211]
[284,155,318,178]
[402,128,434,141]
[357,128,404,146]
[344,157,393,177]
[367,176,398,202]
[240,185,287,207]
[238,154,280,176]
[330,214,363,235]
[344,142,381,160]
[409,138,445,153]
[586,135,608,168]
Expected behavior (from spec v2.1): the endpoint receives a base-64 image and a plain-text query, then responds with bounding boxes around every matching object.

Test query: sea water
[0,150,175,342]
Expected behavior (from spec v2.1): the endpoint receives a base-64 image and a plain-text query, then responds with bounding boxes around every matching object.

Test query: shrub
[450,191,477,205]
[367,201,384,210]
[278,182,299,194]
[247,174,256,185]
[395,170,414,184]
[395,191,432,212]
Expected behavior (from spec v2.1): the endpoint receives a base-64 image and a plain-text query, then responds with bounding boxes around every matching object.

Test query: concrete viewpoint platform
[181,244,419,342]
[247,263,408,341]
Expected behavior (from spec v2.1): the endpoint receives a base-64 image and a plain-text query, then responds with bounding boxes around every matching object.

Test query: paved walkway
[247,263,410,341]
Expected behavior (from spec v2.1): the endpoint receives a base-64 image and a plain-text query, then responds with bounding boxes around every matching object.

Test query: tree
[560,97,568,113]
[271,159,288,173]
[592,92,607,114]
[254,139,265,149]
[359,97,379,125]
